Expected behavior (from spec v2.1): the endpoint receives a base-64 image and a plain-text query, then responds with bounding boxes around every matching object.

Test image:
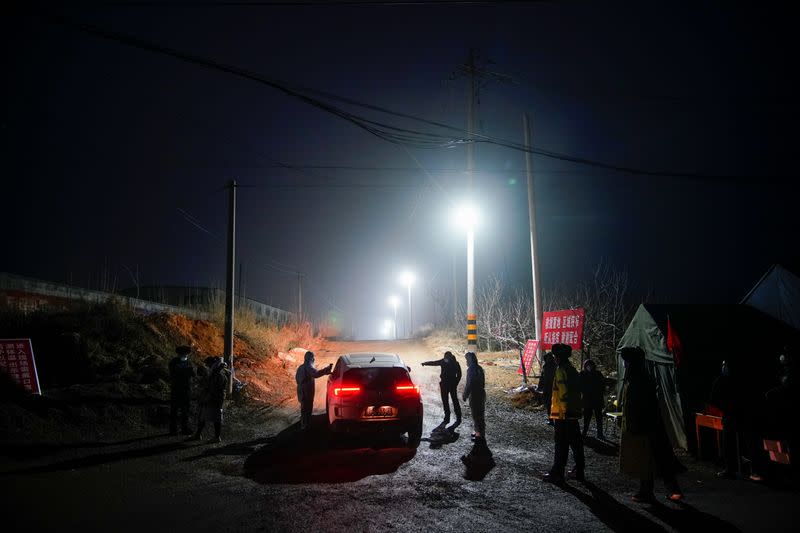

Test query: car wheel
[407,419,423,448]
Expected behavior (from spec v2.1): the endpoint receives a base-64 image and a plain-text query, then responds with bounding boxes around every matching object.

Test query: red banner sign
[542,308,585,350]
[0,339,41,394]
[518,339,540,375]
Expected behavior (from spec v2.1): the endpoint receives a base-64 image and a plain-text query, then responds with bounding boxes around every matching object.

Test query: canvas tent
[741,264,800,332]
[616,304,800,451]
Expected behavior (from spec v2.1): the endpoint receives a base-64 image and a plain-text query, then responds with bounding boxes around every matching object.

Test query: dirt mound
[1,304,322,435]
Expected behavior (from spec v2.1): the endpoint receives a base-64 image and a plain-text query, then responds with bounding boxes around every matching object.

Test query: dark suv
[326,352,423,447]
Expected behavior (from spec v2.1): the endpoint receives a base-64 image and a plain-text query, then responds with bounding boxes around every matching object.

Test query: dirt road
[2,339,797,532]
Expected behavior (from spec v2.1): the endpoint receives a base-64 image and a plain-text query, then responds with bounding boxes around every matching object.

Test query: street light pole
[466,227,476,351]
[389,296,399,340]
[407,283,413,338]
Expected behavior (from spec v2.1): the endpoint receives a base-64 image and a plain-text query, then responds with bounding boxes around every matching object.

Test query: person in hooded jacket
[580,359,605,440]
[295,351,333,431]
[618,346,685,503]
[543,343,585,484]
[169,345,195,435]
[422,351,462,427]
[463,351,486,441]
[190,356,230,443]
[538,352,556,425]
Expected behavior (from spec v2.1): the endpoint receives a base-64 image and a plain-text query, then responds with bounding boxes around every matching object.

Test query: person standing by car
[618,346,685,503]
[169,345,195,435]
[463,351,486,441]
[190,356,230,443]
[296,350,333,431]
[580,359,605,440]
[543,343,585,484]
[422,351,462,428]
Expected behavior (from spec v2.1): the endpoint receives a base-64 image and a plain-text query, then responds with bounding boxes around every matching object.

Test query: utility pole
[452,248,458,325]
[523,114,543,371]
[238,262,243,308]
[465,49,478,352]
[297,272,303,320]
[452,49,515,353]
[224,180,236,395]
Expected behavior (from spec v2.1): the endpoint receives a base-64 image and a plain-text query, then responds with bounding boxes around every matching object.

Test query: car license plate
[363,406,396,418]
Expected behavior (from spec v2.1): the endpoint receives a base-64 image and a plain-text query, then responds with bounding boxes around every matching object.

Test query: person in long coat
[580,359,605,439]
[422,351,462,427]
[710,360,742,478]
[539,352,556,425]
[169,345,195,435]
[190,356,230,443]
[462,351,486,441]
[295,350,333,430]
[619,346,685,503]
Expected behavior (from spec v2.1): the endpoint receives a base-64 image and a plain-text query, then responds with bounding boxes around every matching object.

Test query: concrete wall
[0,273,295,326]
[0,272,210,320]
[119,286,295,325]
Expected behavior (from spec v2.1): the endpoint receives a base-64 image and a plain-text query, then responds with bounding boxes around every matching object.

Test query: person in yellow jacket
[543,343,585,483]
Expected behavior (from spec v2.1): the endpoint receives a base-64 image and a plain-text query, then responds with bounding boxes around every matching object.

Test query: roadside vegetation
[0,300,321,441]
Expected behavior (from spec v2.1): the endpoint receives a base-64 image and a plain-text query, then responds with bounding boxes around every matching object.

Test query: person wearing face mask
[169,345,195,435]
[295,351,333,431]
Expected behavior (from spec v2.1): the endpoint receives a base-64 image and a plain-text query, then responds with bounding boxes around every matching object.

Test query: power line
[101,0,551,7]
[40,14,783,183]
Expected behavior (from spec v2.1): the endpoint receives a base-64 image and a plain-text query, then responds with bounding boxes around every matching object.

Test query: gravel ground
[2,339,798,532]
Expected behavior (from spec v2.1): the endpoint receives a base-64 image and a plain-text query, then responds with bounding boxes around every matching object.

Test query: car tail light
[396,384,420,397]
[334,386,361,397]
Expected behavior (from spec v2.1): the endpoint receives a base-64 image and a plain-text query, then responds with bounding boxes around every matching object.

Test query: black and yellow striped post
[467,314,477,348]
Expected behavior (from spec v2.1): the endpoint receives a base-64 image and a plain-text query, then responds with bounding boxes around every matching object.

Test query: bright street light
[450,202,480,231]
[451,202,480,351]
[399,271,415,338]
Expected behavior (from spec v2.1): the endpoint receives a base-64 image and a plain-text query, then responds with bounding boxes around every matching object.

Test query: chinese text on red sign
[0,339,41,394]
[541,309,585,350]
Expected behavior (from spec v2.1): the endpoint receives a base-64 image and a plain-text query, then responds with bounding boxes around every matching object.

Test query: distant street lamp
[451,203,479,350]
[388,295,400,340]
[399,271,415,338]
[383,319,394,339]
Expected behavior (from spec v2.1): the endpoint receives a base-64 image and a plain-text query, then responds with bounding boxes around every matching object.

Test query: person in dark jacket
[538,352,556,426]
[190,356,230,443]
[618,346,684,503]
[710,360,742,478]
[295,350,333,431]
[580,359,605,440]
[543,344,585,484]
[463,351,486,441]
[169,345,195,435]
[422,351,462,428]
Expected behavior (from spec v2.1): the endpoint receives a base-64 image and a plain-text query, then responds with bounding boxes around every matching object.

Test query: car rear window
[344,367,409,390]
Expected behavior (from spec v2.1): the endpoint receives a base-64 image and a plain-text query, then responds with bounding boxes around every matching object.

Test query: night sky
[3,2,798,337]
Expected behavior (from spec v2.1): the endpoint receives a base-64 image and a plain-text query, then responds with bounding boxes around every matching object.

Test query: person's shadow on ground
[582,435,619,456]
[643,501,742,533]
[559,480,669,533]
[461,441,495,481]
[425,426,460,450]
[243,414,416,484]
